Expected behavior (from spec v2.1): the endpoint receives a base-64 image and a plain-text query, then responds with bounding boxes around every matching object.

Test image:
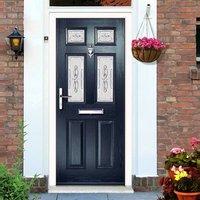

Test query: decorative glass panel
[97,56,113,102]
[97,29,115,44]
[66,29,85,44]
[68,56,84,102]
[50,0,131,6]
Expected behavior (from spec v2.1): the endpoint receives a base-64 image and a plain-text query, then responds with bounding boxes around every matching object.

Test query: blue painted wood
[56,18,125,185]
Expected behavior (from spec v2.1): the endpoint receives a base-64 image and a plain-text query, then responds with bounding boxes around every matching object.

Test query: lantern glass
[12,38,20,47]
[10,38,22,51]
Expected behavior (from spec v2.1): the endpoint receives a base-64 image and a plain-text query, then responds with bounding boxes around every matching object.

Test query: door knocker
[88,45,94,58]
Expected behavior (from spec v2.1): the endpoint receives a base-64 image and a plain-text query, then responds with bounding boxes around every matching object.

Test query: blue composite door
[56,18,125,185]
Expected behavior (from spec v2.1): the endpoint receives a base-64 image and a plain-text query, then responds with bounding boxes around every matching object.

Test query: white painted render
[24,0,44,177]
[24,0,157,185]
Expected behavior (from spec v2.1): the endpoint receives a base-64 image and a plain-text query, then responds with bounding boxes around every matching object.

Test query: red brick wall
[157,0,200,175]
[1,0,200,190]
[0,0,23,168]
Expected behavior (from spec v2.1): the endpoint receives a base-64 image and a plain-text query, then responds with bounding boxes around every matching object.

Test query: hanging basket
[132,47,162,63]
[132,4,166,63]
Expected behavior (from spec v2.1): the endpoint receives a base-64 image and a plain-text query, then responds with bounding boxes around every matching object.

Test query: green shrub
[0,164,36,200]
[0,120,38,200]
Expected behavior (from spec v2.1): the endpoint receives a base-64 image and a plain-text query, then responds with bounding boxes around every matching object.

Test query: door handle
[59,88,71,110]
[78,109,104,115]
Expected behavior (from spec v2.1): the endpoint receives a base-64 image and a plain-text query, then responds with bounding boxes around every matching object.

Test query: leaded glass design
[97,29,115,44]
[66,29,85,44]
[97,56,114,102]
[68,56,84,102]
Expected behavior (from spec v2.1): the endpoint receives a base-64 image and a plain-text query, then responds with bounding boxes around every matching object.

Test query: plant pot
[174,190,200,200]
[132,47,162,63]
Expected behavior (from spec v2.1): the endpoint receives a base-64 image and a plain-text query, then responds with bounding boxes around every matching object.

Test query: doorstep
[48,186,134,193]
[30,192,161,200]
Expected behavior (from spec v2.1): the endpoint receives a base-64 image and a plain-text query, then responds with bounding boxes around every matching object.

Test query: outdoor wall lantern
[6,27,24,59]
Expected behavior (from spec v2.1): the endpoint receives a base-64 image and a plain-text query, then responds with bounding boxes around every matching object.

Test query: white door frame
[48,12,133,187]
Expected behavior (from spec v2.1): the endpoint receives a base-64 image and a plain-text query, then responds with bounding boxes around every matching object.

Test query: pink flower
[132,37,166,50]
[190,137,200,149]
[171,166,176,172]
[178,166,184,172]
[170,147,185,155]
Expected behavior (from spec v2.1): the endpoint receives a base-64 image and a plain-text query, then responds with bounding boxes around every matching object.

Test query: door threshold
[48,185,134,193]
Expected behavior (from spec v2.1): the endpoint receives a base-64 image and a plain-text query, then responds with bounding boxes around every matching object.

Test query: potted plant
[173,166,200,200]
[164,147,192,180]
[131,37,166,63]
[159,137,200,200]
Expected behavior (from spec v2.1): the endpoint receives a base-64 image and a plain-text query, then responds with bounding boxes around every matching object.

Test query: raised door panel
[97,121,114,168]
[67,121,85,168]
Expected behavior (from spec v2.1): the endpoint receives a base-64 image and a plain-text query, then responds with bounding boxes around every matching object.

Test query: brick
[132,176,161,191]
[7,13,18,18]
[0,0,200,193]
[0,0,23,169]
[166,97,177,103]
[157,0,200,192]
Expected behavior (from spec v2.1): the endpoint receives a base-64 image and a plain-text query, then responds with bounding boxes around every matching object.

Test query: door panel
[67,121,85,168]
[97,121,114,168]
[56,18,125,185]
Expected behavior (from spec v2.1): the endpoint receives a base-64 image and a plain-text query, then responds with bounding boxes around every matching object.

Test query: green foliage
[164,152,192,170]
[0,164,37,200]
[0,120,39,200]
[12,120,27,174]
[160,138,200,200]
[174,177,200,193]
[190,150,200,169]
